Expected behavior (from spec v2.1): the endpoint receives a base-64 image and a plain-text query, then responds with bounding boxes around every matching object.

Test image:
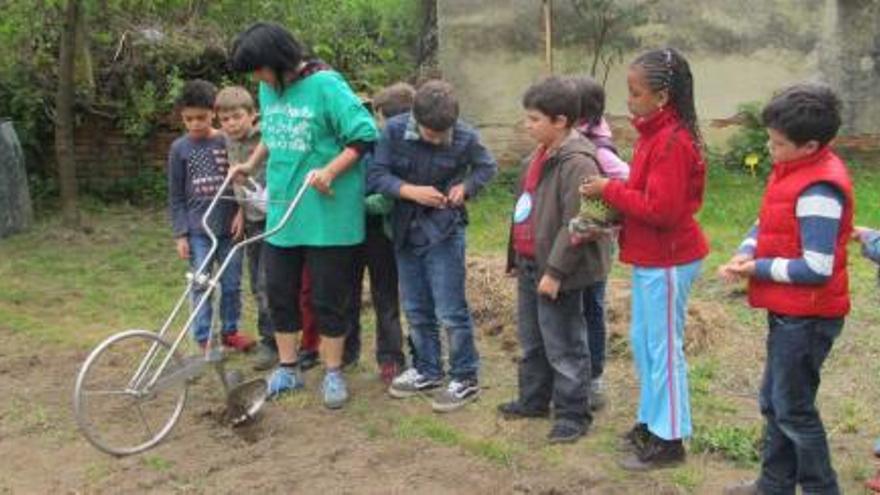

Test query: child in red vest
[581,48,709,471]
[720,84,852,495]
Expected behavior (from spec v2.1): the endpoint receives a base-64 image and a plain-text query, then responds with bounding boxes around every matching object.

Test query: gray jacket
[507,130,613,291]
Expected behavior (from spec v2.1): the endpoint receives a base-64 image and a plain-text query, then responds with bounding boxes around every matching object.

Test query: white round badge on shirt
[514,192,533,224]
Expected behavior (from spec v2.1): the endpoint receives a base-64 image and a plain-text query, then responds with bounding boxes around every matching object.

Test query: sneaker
[296,349,319,371]
[497,401,550,420]
[379,361,401,386]
[723,480,762,495]
[252,342,279,371]
[266,366,304,399]
[589,378,607,411]
[322,371,349,409]
[222,331,256,352]
[620,422,651,451]
[618,434,686,471]
[431,379,480,413]
[548,421,586,444]
[388,368,442,398]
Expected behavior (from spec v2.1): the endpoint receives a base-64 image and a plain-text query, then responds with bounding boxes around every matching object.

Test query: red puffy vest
[748,147,854,317]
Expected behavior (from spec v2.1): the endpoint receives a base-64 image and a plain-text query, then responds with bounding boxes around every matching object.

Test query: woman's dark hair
[229,22,306,91]
[569,75,605,126]
[762,83,841,146]
[632,48,702,146]
[522,76,580,128]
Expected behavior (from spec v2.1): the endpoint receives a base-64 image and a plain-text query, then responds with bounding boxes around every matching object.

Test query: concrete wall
[438,0,874,165]
[820,0,880,135]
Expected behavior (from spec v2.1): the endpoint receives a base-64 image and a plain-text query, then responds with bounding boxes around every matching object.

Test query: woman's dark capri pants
[263,244,358,337]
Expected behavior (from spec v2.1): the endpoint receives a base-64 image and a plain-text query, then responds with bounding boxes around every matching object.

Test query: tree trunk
[55,0,80,227]
[417,0,439,76]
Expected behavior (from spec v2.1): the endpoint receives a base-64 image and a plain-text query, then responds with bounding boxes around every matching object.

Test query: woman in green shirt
[229,22,378,408]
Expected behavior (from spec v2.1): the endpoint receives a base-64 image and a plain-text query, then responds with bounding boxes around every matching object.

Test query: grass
[3,159,880,492]
[394,415,521,465]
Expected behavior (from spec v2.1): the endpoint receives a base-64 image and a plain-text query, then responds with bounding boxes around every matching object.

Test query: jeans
[516,260,591,425]
[188,233,242,343]
[345,217,405,366]
[396,228,479,381]
[244,221,273,347]
[758,313,842,495]
[582,280,607,380]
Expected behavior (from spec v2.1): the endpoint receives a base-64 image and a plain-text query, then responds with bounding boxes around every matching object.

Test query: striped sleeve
[754,183,844,285]
[736,222,759,256]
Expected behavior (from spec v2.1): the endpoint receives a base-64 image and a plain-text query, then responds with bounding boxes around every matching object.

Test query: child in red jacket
[581,48,709,471]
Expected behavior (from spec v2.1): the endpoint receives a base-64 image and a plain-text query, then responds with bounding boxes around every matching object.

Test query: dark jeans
[516,260,592,425]
[344,217,405,366]
[582,280,607,380]
[758,312,842,495]
[396,228,479,381]
[244,220,273,347]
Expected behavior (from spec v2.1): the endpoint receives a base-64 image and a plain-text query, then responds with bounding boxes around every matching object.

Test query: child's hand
[537,274,561,300]
[580,177,609,199]
[718,254,753,283]
[231,209,245,241]
[401,184,448,208]
[228,162,252,181]
[447,183,466,207]
[175,237,190,260]
[725,260,757,280]
[852,226,869,242]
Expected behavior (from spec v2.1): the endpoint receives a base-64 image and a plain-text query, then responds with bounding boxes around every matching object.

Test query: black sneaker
[619,434,686,471]
[497,401,550,420]
[388,368,443,398]
[431,379,480,413]
[548,421,586,444]
[620,422,651,451]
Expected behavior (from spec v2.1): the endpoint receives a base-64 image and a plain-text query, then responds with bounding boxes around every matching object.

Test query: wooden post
[543,0,554,74]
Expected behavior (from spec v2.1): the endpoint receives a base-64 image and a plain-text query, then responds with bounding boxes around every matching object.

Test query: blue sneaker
[266,366,303,399]
[322,371,348,409]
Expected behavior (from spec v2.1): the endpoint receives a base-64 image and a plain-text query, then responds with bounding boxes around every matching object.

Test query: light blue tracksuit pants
[631,260,701,440]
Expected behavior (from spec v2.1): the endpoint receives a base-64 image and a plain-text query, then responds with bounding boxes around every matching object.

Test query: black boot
[619,422,650,451]
[619,433,686,471]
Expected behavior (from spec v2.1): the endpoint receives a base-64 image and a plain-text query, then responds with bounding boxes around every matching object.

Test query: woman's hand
[309,167,337,195]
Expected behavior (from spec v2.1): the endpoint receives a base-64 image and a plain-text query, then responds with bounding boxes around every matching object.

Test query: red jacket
[602,108,709,267]
[748,147,853,317]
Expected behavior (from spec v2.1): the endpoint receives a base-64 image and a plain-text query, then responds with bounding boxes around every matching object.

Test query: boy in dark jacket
[367,80,497,413]
[498,76,612,443]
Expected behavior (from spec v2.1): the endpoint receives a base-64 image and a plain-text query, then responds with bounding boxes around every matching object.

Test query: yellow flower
[744,153,760,176]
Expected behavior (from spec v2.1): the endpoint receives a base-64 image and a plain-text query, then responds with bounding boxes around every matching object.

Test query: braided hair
[632,48,702,147]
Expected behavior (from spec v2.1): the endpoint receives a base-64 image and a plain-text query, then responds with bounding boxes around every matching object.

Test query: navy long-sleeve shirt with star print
[167,134,236,238]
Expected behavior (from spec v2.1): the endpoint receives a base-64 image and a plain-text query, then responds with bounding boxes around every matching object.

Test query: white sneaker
[388,368,442,398]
